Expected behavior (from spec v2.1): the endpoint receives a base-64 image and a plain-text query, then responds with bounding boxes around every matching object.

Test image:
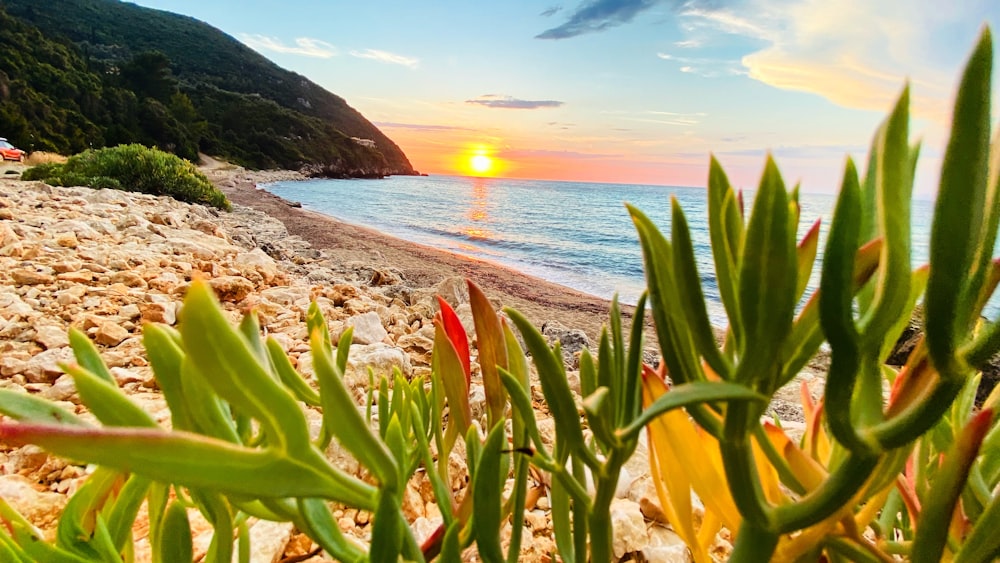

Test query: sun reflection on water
[461,178,493,240]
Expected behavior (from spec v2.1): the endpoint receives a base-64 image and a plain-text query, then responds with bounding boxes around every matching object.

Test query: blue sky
[130,0,999,195]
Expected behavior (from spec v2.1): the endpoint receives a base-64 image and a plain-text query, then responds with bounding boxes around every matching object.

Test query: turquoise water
[264,175,943,325]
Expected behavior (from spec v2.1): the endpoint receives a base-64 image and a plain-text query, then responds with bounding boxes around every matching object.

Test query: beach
[204,161,633,343]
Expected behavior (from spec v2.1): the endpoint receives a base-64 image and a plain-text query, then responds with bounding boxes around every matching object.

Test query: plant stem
[721,402,775,530]
[729,521,780,562]
[772,451,878,532]
[588,450,626,563]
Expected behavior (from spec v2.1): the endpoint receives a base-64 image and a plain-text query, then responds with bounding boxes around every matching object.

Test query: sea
[262,174,965,326]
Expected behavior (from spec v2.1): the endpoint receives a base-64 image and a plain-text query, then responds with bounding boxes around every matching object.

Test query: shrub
[22,151,68,166]
[21,144,230,210]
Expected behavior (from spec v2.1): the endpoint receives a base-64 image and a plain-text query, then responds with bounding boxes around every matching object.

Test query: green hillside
[0,0,416,176]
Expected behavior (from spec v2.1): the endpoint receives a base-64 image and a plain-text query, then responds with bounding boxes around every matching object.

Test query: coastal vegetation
[0,0,415,176]
[0,21,999,563]
[21,144,230,210]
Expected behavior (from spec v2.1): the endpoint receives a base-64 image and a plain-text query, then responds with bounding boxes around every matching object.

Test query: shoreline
[204,165,636,342]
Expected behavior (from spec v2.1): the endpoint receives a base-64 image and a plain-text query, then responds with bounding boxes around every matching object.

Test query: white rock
[94,321,130,346]
[235,248,280,283]
[346,343,413,383]
[120,304,142,321]
[111,367,144,386]
[435,276,469,307]
[644,524,693,562]
[34,324,70,350]
[346,312,388,345]
[40,374,77,402]
[610,498,647,559]
[238,520,295,563]
[0,474,68,535]
[23,347,75,383]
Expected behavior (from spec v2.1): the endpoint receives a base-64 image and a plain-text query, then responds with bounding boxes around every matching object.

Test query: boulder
[0,475,68,535]
[235,248,280,284]
[436,276,469,307]
[12,269,54,285]
[541,320,591,369]
[346,343,413,383]
[34,324,69,350]
[208,275,254,302]
[94,321,130,347]
[609,498,648,559]
[345,312,388,345]
[23,347,75,383]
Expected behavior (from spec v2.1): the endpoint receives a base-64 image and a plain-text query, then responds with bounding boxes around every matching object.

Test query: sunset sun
[470,154,493,174]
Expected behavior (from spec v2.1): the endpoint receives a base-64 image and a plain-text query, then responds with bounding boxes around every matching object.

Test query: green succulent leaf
[369,491,404,563]
[266,336,321,406]
[238,310,269,366]
[579,348,598,401]
[179,279,311,453]
[621,381,766,440]
[550,473,576,563]
[820,157,873,453]
[473,423,507,563]
[0,423,376,508]
[735,155,796,393]
[61,363,157,428]
[861,85,912,346]
[927,28,993,377]
[582,387,617,449]
[143,324,198,432]
[68,327,115,385]
[506,308,592,466]
[671,197,733,380]
[56,468,121,561]
[310,326,398,491]
[106,475,152,552]
[622,293,648,426]
[307,301,332,351]
[192,491,234,563]
[499,370,551,462]
[0,389,87,426]
[158,501,193,563]
[296,498,366,563]
[708,156,745,338]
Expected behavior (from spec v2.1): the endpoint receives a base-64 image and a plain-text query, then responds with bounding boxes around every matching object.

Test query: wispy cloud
[466,95,565,109]
[686,143,869,159]
[536,0,732,40]
[238,34,337,58]
[375,121,474,131]
[537,0,658,39]
[540,5,563,17]
[656,52,746,77]
[673,38,703,48]
[674,0,995,122]
[498,148,622,160]
[349,49,419,68]
[608,109,707,126]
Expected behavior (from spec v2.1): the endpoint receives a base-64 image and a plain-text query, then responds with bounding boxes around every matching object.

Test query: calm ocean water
[264,174,949,326]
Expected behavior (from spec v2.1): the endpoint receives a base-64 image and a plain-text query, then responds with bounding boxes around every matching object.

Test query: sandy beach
[206,164,637,343]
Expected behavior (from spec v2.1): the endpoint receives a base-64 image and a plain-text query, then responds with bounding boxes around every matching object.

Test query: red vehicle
[0,138,26,162]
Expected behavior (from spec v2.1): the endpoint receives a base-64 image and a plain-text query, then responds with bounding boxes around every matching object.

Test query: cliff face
[1,0,417,177]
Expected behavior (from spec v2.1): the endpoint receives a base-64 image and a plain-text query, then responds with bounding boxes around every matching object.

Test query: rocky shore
[0,167,708,561]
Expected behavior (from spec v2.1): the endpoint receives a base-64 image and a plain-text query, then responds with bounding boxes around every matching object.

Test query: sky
[128,0,1000,196]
